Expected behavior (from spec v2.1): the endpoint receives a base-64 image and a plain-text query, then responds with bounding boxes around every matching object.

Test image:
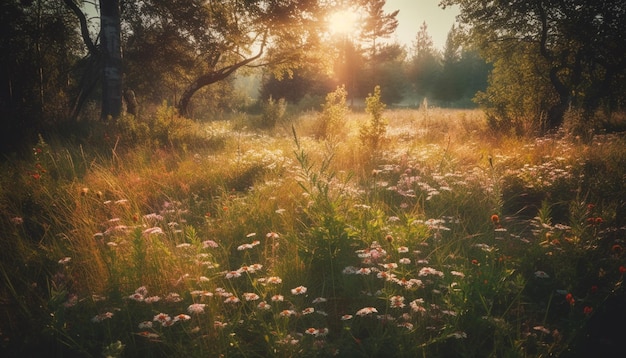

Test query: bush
[315,86,348,140]
[360,85,388,150]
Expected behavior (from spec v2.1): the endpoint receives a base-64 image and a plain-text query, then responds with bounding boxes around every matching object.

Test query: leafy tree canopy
[441,0,626,129]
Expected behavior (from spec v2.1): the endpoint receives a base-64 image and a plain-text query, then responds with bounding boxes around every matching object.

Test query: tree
[64,0,325,119]
[407,22,441,103]
[359,0,399,59]
[64,0,122,119]
[358,0,398,88]
[1,0,81,151]
[442,0,626,129]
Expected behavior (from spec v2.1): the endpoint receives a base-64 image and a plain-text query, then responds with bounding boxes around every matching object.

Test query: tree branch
[62,0,99,55]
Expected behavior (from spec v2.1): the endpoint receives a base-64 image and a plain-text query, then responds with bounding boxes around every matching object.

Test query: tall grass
[1,106,625,357]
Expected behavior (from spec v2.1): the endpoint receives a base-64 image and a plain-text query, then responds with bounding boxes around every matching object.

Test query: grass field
[1,106,625,357]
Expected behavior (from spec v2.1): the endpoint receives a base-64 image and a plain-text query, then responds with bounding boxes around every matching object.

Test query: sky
[384,0,460,50]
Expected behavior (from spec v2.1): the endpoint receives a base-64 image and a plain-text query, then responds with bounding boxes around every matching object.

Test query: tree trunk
[176,48,265,117]
[100,0,122,119]
[546,66,570,130]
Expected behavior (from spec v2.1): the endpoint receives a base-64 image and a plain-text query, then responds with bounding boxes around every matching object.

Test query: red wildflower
[491,214,500,224]
[565,293,575,305]
[594,217,604,225]
[583,306,593,315]
[619,266,626,275]
[611,244,622,254]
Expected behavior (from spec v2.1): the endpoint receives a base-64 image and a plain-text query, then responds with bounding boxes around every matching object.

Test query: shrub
[360,85,388,150]
[315,86,348,140]
[260,96,286,129]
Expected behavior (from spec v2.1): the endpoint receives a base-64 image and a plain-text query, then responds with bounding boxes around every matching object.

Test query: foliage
[1,109,626,357]
[315,86,349,140]
[474,43,555,135]
[260,96,287,129]
[443,0,626,129]
[359,86,388,150]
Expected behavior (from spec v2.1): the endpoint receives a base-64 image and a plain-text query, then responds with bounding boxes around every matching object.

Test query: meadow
[1,99,625,357]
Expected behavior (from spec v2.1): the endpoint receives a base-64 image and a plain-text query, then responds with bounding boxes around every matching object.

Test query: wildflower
[165,292,182,303]
[266,276,283,284]
[174,314,191,322]
[341,314,353,320]
[142,227,164,236]
[280,309,297,317]
[317,328,329,337]
[380,263,398,270]
[153,313,171,324]
[471,259,479,266]
[385,234,394,243]
[583,306,593,315]
[225,270,241,279]
[214,321,228,328]
[451,271,465,278]
[534,271,550,279]
[137,331,160,340]
[305,328,319,336]
[128,293,144,302]
[257,301,271,310]
[143,213,164,222]
[237,243,253,251]
[397,246,409,253]
[243,292,260,301]
[92,312,114,323]
[356,307,378,316]
[190,290,212,297]
[58,257,72,265]
[399,258,411,265]
[144,295,161,303]
[249,263,263,272]
[176,243,191,249]
[202,240,219,248]
[138,321,153,329]
[565,293,575,305]
[491,214,500,224]
[409,298,426,314]
[620,266,626,275]
[533,325,551,334]
[224,296,240,304]
[10,217,23,225]
[377,271,396,280]
[187,303,206,314]
[271,294,284,302]
[418,267,444,277]
[63,294,78,308]
[392,277,423,288]
[611,244,623,254]
[266,232,280,239]
[398,322,414,330]
[389,296,406,309]
[356,267,372,275]
[291,286,307,295]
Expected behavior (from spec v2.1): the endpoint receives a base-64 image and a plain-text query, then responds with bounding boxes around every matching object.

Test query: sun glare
[328,9,360,36]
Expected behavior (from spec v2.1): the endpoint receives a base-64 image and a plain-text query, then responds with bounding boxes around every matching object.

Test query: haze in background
[385,0,460,50]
